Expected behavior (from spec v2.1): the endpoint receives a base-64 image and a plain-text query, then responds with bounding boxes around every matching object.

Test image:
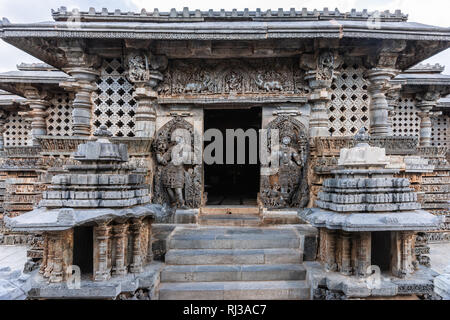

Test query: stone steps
[161,264,306,282]
[199,214,262,227]
[159,280,310,300]
[200,207,260,215]
[158,226,309,300]
[165,248,302,265]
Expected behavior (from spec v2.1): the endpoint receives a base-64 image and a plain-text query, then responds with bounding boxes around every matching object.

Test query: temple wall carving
[158,58,309,97]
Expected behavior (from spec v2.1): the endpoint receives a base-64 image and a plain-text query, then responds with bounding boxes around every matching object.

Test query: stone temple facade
[0,7,449,300]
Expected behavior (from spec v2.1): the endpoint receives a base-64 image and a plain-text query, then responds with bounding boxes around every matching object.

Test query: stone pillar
[416,91,441,147]
[130,218,143,273]
[134,85,157,138]
[356,232,371,277]
[94,221,112,281]
[365,68,398,137]
[323,228,337,271]
[308,86,332,137]
[44,234,55,278]
[61,68,99,136]
[125,50,168,138]
[49,232,63,283]
[340,231,352,275]
[22,86,50,145]
[301,51,342,137]
[112,223,128,276]
[40,233,49,274]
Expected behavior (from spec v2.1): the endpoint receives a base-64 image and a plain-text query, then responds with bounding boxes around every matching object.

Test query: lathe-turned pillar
[365,68,398,137]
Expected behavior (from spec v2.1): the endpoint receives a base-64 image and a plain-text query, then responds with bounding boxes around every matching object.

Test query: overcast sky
[0,0,449,73]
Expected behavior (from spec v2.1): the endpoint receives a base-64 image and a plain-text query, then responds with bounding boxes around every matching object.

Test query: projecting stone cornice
[1,20,449,41]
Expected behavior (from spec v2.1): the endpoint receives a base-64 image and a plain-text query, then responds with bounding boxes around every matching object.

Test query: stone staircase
[198,206,262,227]
[158,226,310,300]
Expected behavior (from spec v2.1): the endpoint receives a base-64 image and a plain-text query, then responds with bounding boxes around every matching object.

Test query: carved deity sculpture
[127,53,149,83]
[317,51,335,81]
[278,136,304,199]
[260,115,309,209]
[153,117,202,209]
[155,136,187,208]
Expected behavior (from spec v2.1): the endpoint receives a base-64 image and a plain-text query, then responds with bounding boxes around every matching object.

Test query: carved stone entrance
[203,107,261,206]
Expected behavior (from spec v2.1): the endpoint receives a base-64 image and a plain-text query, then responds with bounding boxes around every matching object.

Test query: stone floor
[0,245,27,271]
[0,245,30,300]
[429,243,450,274]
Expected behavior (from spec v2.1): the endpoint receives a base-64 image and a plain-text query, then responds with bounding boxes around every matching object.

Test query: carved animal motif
[185,75,213,93]
[255,74,283,92]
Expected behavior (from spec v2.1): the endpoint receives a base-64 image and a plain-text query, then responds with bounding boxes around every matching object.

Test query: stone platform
[158,226,312,300]
[27,262,164,300]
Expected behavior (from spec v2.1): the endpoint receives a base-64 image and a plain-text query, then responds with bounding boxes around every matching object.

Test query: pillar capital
[415,90,441,111]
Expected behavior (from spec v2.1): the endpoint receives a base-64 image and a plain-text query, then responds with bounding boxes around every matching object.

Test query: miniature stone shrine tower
[5,126,161,283]
[300,129,441,279]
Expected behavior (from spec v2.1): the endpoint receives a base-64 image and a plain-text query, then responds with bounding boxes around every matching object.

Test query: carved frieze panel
[312,136,419,156]
[158,58,309,96]
[260,115,309,209]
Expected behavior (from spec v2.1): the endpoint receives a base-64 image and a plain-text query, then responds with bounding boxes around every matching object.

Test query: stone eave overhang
[299,207,442,232]
[1,20,449,41]
[396,73,450,96]
[0,71,71,97]
[395,73,450,86]
[4,204,163,232]
[0,92,26,111]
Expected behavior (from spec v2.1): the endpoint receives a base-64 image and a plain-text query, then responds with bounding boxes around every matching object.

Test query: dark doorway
[204,107,261,205]
[73,226,93,275]
[371,231,392,272]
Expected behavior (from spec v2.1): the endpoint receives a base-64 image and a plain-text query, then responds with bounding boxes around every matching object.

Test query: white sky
[0,0,449,73]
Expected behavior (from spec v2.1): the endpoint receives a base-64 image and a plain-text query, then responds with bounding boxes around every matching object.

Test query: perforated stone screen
[46,93,73,136]
[91,58,137,137]
[329,62,370,136]
[392,96,420,137]
[431,115,449,147]
[3,112,32,146]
